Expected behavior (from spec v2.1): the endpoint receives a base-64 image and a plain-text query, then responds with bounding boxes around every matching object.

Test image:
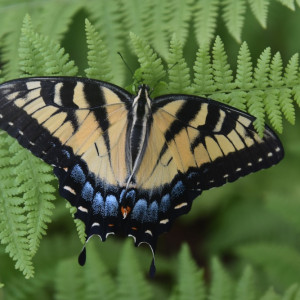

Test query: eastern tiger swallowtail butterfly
[0,77,284,276]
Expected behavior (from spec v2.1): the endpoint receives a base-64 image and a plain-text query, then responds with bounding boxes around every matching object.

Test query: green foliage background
[0,0,300,299]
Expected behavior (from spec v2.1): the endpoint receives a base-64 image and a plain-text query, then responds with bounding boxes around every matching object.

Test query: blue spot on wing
[71,164,86,185]
[146,201,158,222]
[131,199,147,221]
[62,149,71,159]
[160,194,170,213]
[105,195,118,217]
[171,181,185,198]
[82,182,93,201]
[92,192,104,214]
[126,190,136,202]
[119,189,126,202]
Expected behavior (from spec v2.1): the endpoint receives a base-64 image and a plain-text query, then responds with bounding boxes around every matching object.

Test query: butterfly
[0,77,284,276]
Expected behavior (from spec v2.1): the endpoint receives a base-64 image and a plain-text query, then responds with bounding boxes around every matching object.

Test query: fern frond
[117,240,152,300]
[260,287,281,300]
[37,0,82,39]
[130,32,166,94]
[146,0,170,58]
[55,257,85,300]
[209,257,233,300]
[19,15,45,77]
[235,243,300,289]
[55,241,116,300]
[235,266,256,300]
[231,42,253,110]
[282,284,300,299]
[277,0,295,10]
[66,203,86,244]
[119,0,151,41]
[19,15,78,76]
[171,244,205,300]
[222,0,246,43]
[84,242,116,300]
[211,36,235,102]
[168,35,193,94]
[194,0,219,46]
[193,44,216,94]
[85,19,113,82]
[9,141,56,256]
[164,0,194,44]
[86,0,124,85]
[248,0,270,28]
[249,47,271,135]
[0,136,34,278]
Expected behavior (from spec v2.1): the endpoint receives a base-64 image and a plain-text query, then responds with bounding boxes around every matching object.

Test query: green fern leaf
[236,243,300,289]
[164,0,194,44]
[0,136,34,279]
[235,266,256,300]
[251,47,272,134]
[282,284,300,300]
[248,0,270,28]
[285,53,299,85]
[254,47,271,89]
[193,44,216,94]
[119,0,151,41]
[235,42,253,90]
[260,287,281,300]
[66,203,86,244]
[147,0,170,58]
[232,42,253,110]
[55,258,85,300]
[209,257,233,300]
[211,36,235,102]
[37,0,82,39]
[84,242,116,300]
[266,52,284,132]
[293,85,300,107]
[171,243,205,300]
[19,15,45,77]
[222,0,246,43]
[130,32,166,95]
[86,0,124,85]
[117,240,152,300]
[280,54,298,124]
[277,0,295,10]
[85,19,113,82]
[8,142,56,256]
[194,0,219,45]
[168,35,193,94]
[19,15,78,76]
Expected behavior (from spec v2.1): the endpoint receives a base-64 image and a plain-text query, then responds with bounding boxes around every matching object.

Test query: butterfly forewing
[151,94,284,191]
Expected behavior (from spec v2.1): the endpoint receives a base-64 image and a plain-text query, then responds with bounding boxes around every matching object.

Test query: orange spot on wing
[108,224,114,227]
[121,206,132,218]
[131,227,137,231]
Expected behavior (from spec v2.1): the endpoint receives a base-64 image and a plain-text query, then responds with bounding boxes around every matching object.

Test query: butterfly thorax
[126,85,152,187]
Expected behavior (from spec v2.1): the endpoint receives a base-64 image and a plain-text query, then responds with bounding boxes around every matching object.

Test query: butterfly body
[0,77,284,274]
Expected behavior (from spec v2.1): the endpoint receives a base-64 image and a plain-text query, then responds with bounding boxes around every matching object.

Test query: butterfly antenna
[117,52,134,77]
